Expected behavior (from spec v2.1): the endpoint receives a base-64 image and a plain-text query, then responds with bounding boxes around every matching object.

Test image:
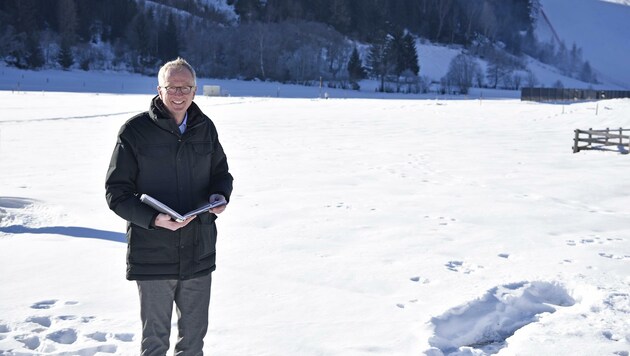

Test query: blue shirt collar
[178,112,188,134]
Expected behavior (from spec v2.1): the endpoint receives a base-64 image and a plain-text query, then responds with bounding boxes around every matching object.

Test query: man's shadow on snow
[0,197,125,243]
[0,225,125,243]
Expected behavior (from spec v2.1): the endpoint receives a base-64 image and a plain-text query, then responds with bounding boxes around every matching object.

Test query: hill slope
[537,0,630,88]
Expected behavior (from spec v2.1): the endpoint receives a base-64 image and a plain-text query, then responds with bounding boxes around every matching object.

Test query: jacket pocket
[128,225,178,264]
[195,213,217,261]
[138,144,173,159]
[191,141,214,155]
[190,141,214,191]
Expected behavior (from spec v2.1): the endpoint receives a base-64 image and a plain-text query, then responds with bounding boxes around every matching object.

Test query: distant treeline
[0,0,596,91]
[233,0,533,51]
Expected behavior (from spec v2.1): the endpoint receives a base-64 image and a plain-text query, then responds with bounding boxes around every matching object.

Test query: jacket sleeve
[208,124,234,202]
[105,126,157,229]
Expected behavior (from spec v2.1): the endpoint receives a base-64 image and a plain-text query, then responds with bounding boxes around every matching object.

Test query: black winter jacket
[105,96,233,280]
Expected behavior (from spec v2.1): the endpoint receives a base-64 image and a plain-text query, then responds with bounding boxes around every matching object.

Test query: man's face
[157,68,196,121]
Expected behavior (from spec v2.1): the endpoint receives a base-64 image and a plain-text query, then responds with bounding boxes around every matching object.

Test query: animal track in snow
[424,215,457,227]
[566,235,624,247]
[603,293,630,314]
[445,260,483,274]
[427,281,575,355]
[599,252,630,260]
[0,299,134,355]
[410,276,430,284]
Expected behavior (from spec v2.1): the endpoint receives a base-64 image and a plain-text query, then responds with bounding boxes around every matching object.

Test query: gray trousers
[136,273,212,356]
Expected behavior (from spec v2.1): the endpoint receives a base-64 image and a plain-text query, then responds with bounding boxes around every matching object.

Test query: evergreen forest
[0,0,597,92]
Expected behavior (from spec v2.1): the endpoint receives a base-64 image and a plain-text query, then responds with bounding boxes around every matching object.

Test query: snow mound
[427,281,575,355]
[0,197,123,242]
[0,197,42,228]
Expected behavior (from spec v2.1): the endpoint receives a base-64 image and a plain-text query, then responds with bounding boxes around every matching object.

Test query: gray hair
[158,57,197,86]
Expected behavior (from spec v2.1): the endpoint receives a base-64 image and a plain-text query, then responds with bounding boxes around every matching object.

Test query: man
[105,57,233,356]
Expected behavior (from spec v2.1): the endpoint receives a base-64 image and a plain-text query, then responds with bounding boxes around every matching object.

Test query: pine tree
[25,32,45,69]
[367,34,394,92]
[347,47,365,86]
[158,14,179,63]
[580,61,596,83]
[234,0,263,22]
[57,0,78,45]
[400,33,419,76]
[329,0,351,34]
[58,37,74,69]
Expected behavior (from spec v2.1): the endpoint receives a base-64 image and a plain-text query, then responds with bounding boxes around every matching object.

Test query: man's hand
[154,213,196,231]
[209,194,227,214]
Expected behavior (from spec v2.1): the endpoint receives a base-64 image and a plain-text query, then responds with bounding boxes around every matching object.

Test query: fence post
[573,129,580,153]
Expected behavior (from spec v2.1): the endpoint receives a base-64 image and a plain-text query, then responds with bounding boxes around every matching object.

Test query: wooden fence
[573,128,630,153]
[523,88,630,102]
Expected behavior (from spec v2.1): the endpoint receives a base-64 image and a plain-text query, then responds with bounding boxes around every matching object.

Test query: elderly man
[106,57,233,356]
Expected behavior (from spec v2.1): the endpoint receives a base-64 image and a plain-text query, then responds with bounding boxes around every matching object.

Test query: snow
[415,41,462,82]
[1,83,630,355]
[144,0,238,23]
[197,0,238,21]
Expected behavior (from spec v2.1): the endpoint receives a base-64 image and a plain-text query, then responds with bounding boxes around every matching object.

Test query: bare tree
[444,53,481,94]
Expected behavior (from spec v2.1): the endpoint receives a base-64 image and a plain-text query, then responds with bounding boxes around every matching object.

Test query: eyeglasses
[161,86,195,95]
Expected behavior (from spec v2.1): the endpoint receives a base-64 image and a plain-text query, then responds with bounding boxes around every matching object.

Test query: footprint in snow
[427,281,575,355]
[410,276,430,284]
[599,252,630,260]
[0,299,133,355]
[603,293,630,314]
[424,215,457,227]
[30,299,59,310]
[445,260,482,274]
[46,328,78,344]
[14,334,41,350]
[26,316,52,327]
[567,235,624,247]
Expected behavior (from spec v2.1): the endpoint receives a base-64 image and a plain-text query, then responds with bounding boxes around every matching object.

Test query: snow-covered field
[1,88,629,355]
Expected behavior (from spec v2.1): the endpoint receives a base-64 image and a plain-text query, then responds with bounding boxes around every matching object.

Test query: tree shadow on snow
[0,225,125,243]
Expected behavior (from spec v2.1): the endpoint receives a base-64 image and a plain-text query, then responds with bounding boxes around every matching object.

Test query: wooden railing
[573,128,630,153]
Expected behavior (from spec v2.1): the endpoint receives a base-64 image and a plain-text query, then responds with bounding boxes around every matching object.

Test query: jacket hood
[149,95,206,132]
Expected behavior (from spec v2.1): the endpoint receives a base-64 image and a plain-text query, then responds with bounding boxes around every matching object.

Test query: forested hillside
[0,0,597,92]
[233,0,533,49]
